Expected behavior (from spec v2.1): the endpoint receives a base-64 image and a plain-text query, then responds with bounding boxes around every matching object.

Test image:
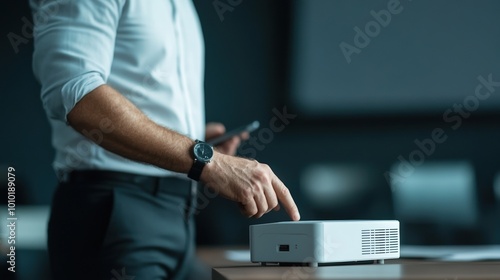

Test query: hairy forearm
[66,85,300,220]
[67,84,194,173]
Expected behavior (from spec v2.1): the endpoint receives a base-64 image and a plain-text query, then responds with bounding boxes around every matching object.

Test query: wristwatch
[188,140,214,181]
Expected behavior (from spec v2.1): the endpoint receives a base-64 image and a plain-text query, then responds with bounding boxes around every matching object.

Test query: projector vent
[361,228,399,255]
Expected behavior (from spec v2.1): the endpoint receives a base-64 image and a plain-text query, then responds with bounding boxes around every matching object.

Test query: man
[30,0,300,279]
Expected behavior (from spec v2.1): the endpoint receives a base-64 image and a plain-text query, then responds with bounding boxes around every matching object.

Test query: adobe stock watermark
[339,0,412,64]
[280,235,340,280]
[110,267,135,280]
[6,167,17,273]
[213,0,243,22]
[63,117,116,173]
[179,106,297,218]
[238,106,297,158]
[384,73,500,187]
[7,0,70,54]
[179,185,219,219]
[280,258,317,280]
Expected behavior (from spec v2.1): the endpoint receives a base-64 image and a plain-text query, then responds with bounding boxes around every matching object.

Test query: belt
[67,170,195,198]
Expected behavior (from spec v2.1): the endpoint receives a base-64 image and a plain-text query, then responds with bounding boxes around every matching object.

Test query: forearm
[66,85,300,220]
[67,84,194,173]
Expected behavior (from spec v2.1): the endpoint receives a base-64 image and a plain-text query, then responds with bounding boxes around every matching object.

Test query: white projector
[250,220,400,266]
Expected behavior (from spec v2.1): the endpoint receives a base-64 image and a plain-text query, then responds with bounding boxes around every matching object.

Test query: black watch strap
[188,159,205,181]
[188,140,213,181]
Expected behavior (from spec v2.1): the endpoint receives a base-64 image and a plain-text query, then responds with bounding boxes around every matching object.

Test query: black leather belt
[67,170,195,198]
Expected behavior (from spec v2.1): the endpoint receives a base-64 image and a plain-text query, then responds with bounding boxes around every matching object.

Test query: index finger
[272,176,300,221]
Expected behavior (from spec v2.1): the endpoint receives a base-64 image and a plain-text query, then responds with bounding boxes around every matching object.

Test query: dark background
[1,1,499,279]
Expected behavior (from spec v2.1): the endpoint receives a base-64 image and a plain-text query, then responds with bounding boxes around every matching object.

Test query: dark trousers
[48,170,198,280]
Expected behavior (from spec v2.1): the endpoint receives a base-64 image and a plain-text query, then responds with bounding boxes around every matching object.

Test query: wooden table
[197,246,500,280]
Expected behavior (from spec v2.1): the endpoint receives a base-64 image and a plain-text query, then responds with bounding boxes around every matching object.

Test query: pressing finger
[272,176,300,221]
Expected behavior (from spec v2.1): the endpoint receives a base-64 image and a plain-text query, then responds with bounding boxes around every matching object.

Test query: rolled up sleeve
[31,0,124,122]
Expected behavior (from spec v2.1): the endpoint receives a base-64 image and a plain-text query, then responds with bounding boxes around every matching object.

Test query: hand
[200,152,300,221]
[205,122,249,156]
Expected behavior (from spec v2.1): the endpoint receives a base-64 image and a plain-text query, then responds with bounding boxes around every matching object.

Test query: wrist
[200,151,223,184]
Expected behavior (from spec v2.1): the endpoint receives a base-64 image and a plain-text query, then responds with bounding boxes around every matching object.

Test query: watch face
[194,142,213,162]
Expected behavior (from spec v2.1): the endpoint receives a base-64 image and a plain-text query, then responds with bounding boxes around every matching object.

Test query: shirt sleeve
[31,0,125,122]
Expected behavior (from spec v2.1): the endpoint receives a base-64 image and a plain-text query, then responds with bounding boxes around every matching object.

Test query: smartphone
[207,120,260,146]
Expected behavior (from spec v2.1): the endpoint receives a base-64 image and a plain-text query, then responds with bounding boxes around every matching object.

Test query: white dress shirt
[30,0,205,178]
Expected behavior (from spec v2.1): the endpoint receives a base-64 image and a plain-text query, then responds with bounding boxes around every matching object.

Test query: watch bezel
[193,141,214,163]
